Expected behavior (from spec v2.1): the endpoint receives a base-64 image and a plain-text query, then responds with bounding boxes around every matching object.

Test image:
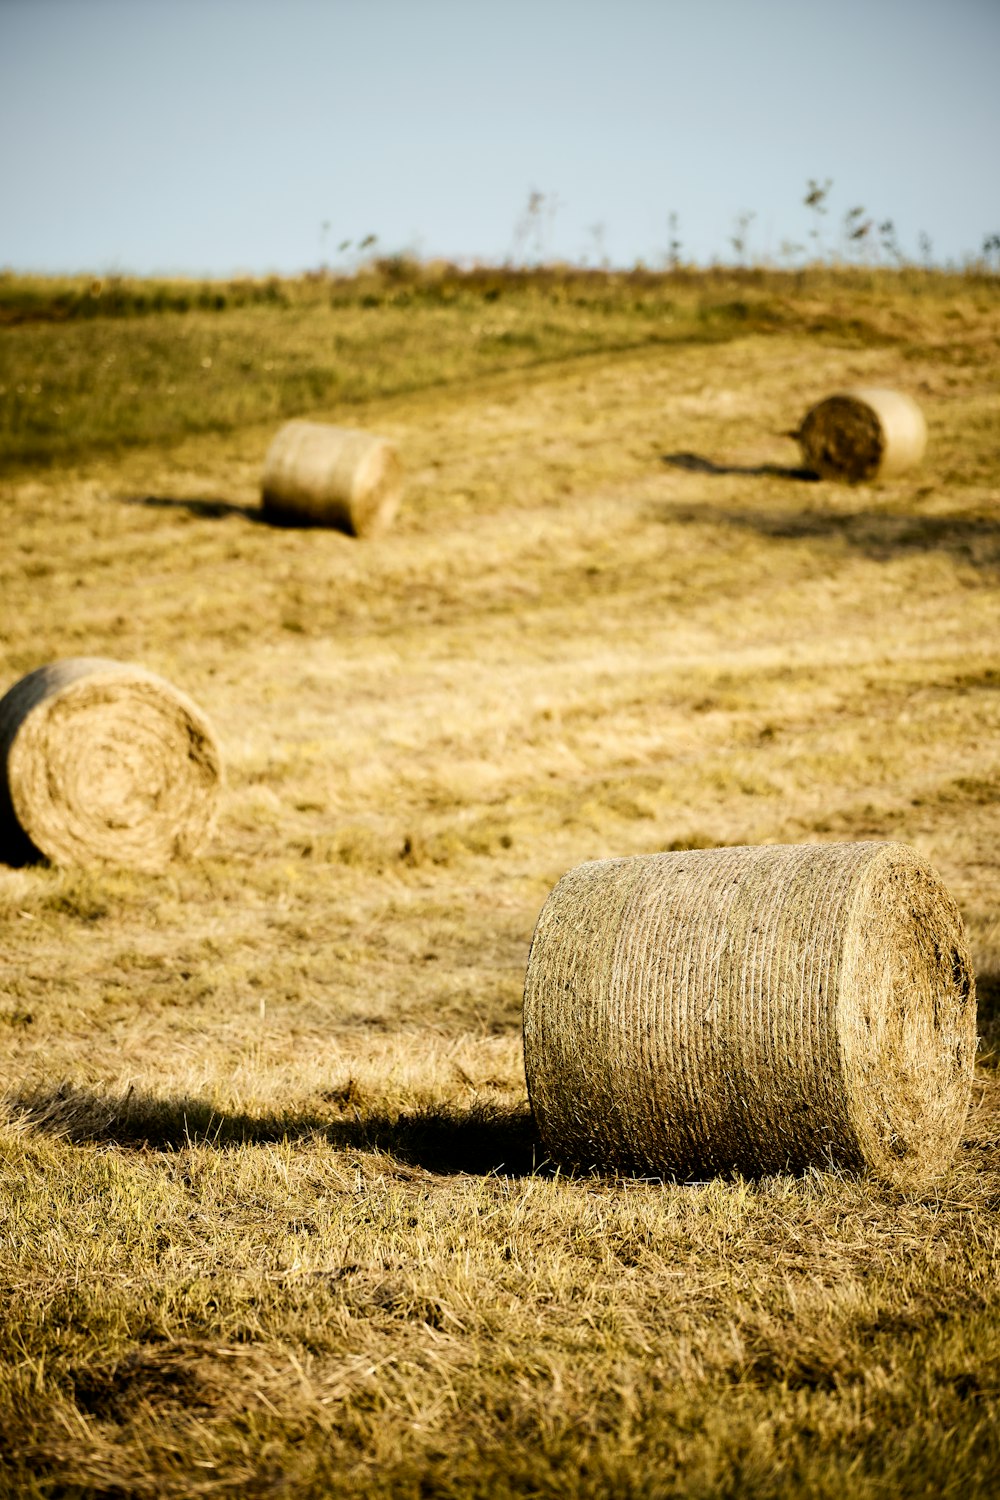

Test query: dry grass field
[1,267,999,1497]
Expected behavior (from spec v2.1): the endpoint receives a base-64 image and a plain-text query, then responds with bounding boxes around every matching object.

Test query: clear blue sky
[2,0,998,275]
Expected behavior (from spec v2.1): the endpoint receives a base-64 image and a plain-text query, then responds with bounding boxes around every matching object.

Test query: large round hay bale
[0,659,223,870]
[523,842,975,1187]
[796,388,927,482]
[261,420,402,536]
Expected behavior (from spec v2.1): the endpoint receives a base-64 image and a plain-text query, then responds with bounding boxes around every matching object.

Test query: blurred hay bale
[523,842,975,1187]
[796,388,927,482]
[261,420,402,536]
[0,659,222,870]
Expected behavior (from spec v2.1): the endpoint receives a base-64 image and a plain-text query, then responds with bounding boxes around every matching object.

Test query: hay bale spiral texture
[523,842,975,1187]
[0,659,222,870]
[796,387,927,482]
[261,420,402,536]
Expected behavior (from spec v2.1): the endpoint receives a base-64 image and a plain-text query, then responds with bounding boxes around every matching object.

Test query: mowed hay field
[1,268,999,1497]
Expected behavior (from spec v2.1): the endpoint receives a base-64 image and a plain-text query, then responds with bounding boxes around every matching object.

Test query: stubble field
[1,267,999,1497]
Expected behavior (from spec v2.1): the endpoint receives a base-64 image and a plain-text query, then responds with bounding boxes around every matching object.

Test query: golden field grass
[1,268,999,1496]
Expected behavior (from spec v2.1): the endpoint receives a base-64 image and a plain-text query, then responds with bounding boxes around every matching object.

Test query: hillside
[1,267,999,1497]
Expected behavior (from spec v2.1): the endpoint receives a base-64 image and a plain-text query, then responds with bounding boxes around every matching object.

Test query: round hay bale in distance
[796,387,927,482]
[523,842,975,1188]
[0,658,223,870]
[261,420,402,536]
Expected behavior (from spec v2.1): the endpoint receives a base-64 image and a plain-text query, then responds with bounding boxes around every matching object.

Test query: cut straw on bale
[0,659,222,870]
[261,420,402,536]
[523,842,975,1188]
[796,387,927,482]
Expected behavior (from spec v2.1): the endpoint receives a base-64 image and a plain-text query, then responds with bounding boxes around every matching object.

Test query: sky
[1,0,998,276]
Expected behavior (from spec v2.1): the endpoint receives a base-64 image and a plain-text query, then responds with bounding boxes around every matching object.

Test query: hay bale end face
[796,387,927,483]
[0,659,223,871]
[523,842,975,1188]
[261,420,402,536]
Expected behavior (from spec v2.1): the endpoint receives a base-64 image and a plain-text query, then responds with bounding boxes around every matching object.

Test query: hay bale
[0,659,222,870]
[261,420,402,536]
[796,388,927,482]
[523,842,975,1187]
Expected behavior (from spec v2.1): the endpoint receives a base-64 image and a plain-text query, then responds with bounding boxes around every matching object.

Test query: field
[1,265,999,1497]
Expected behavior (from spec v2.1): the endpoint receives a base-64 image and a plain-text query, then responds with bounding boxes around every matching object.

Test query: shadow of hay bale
[326,1099,541,1177]
[4,1081,317,1149]
[0,785,43,867]
[662,451,819,481]
[975,970,1000,1068]
[126,494,386,533]
[978,971,1000,1023]
[5,1082,542,1177]
[655,496,1000,571]
[72,1344,224,1423]
[124,495,267,524]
